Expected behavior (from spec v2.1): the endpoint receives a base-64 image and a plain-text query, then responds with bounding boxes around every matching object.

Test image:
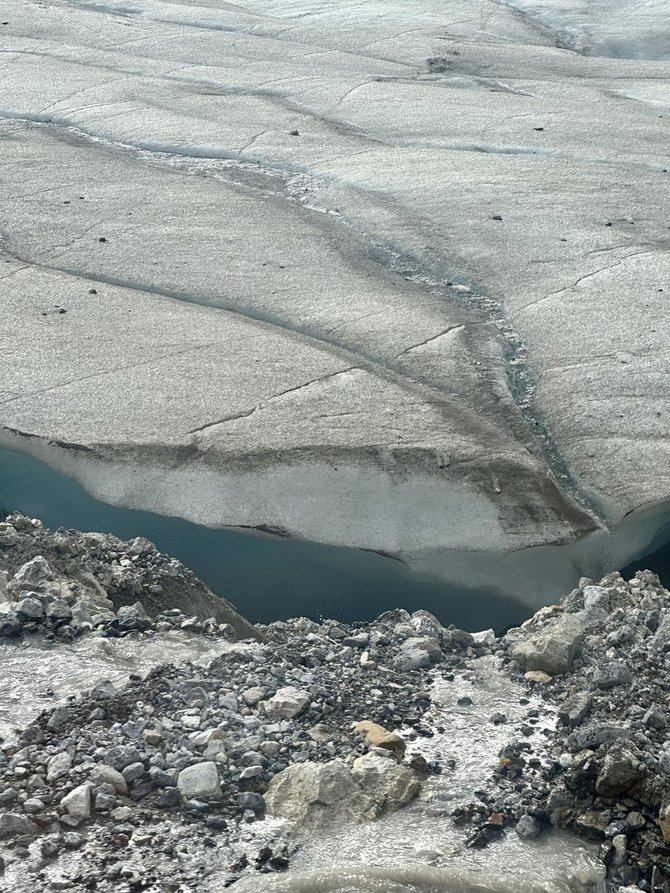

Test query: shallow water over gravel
[0,631,233,740]
[232,659,604,893]
[0,641,604,893]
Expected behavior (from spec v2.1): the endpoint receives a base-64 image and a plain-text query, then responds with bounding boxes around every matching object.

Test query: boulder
[103,745,141,772]
[512,613,585,675]
[352,721,406,762]
[393,648,431,672]
[177,761,222,799]
[60,784,92,822]
[116,602,151,631]
[15,597,43,620]
[595,744,644,798]
[566,724,628,753]
[261,687,311,720]
[264,760,376,828]
[660,799,670,843]
[45,600,72,622]
[0,613,23,638]
[351,752,420,813]
[0,813,37,839]
[6,556,55,598]
[590,662,632,690]
[46,752,72,783]
[89,765,128,796]
[400,636,442,663]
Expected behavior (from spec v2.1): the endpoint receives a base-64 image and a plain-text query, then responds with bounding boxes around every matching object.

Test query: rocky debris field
[0,514,668,892]
[0,514,258,640]
[494,570,670,892]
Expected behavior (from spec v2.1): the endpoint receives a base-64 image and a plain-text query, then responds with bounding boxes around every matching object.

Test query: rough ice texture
[0,0,668,568]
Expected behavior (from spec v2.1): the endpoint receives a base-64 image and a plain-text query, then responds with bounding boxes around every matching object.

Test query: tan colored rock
[659,800,670,843]
[351,752,421,813]
[524,670,553,684]
[264,761,377,828]
[352,721,406,762]
[513,614,585,676]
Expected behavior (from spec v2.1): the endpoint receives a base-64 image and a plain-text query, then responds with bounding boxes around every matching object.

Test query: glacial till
[0,514,668,893]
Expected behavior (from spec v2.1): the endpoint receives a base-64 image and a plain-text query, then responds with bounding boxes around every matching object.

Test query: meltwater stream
[0,447,530,632]
[227,661,605,893]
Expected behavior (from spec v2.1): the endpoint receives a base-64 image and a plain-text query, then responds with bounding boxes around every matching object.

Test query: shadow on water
[0,447,530,633]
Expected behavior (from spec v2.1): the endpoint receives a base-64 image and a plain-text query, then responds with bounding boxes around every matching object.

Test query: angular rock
[47,706,73,732]
[582,585,610,612]
[410,611,444,639]
[0,613,23,638]
[116,602,151,631]
[103,745,141,772]
[0,524,19,547]
[0,813,37,839]
[237,792,265,815]
[122,762,145,783]
[63,831,84,849]
[400,636,442,663]
[6,556,55,598]
[111,806,133,821]
[595,744,644,798]
[566,724,628,753]
[558,693,592,728]
[643,703,666,730]
[512,613,585,676]
[264,760,377,828]
[46,752,72,783]
[393,648,431,672]
[590,662,631,690]
[261,687,311,720]
[60,784,92,822]
[45,600,72,622]
[351,752,420,813]
[652,615,670,651]
[659,799,670,843]
[524,670,552,684]
[352,720,406,762]
[89,765,128,795]
[515,815,541,839]
[441,627,475,651]
[177,762,222,799]
[15,597,43,620]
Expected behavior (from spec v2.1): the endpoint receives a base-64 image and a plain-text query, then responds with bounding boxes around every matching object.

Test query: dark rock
[0,613,23,638]
[0,813,37,839]
[590,662,632,690]
[558,693,592,728]
[566,724,629,753]
[596,744,644,798]
[104,745,142,772]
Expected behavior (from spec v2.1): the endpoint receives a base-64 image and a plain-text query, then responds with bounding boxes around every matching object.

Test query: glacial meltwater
[0,447,531,632]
